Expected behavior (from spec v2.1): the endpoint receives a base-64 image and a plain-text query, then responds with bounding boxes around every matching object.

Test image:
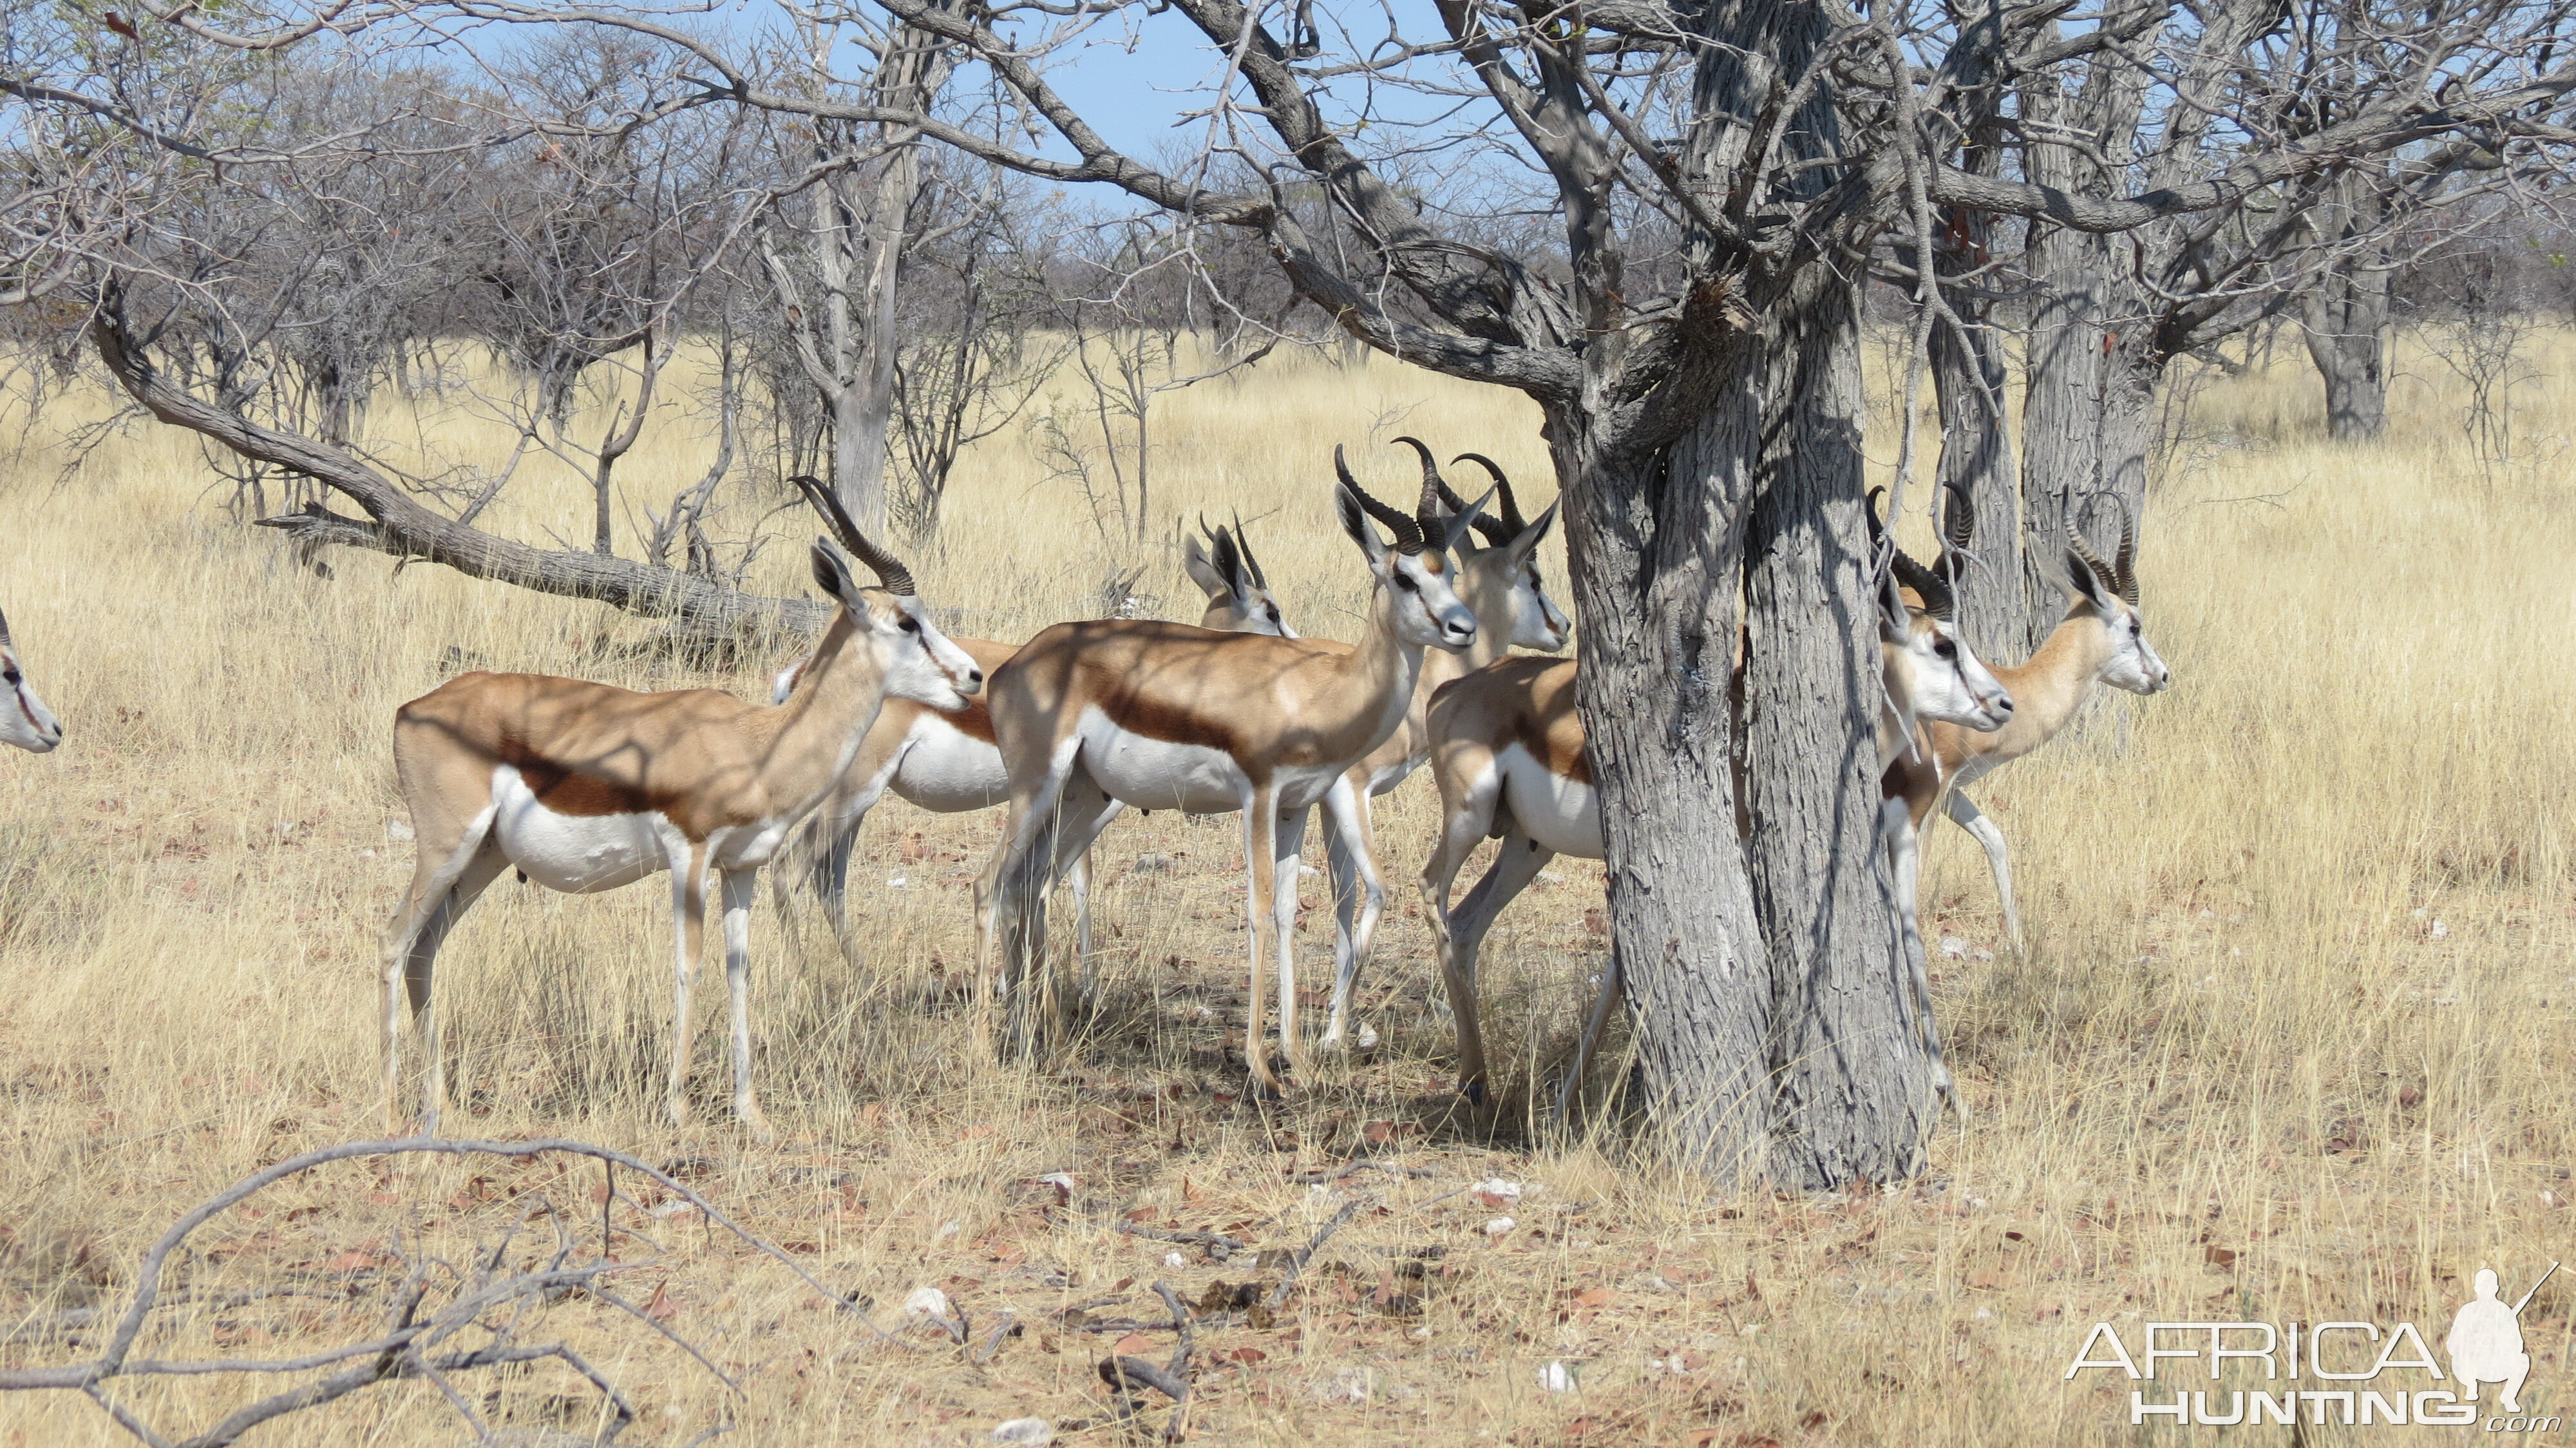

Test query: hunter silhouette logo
[2449,1263,2555,1416]
[2069,1260,2563,1429]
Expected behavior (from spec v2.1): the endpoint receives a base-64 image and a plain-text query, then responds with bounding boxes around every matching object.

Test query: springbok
[0,605,63,753]
[773,517,1298,962]
[975,452,1484,1095]
[1882,501,2171,950]
[1420,489,2014,1107]
[379,476,981,1138]
[1311,441,1569,1053]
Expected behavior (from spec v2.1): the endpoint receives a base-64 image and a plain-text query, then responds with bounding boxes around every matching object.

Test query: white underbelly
[891,718,1011,813]
[1077,709,1247,815]
[489,765,673,893]
[1498,744,1602,859]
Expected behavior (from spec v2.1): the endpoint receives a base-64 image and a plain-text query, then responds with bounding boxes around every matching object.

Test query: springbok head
[1333,444,1480,653]
[2063,497,2171,696]
[1870,485,2013,732]
[1388,438,1570,653]
[786,475,983,712]
[0,604,62,754]
[1182,515,1298,638]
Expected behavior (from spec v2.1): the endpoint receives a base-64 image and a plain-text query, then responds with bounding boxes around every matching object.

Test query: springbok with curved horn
[379,476,983,1138]
[774,515,1299,957]
[0,605,63,754]
[976,450,1483,1095]
[1421,486,2014,1107]
[1310,440,1568,1053]
[1882,498,2171,950]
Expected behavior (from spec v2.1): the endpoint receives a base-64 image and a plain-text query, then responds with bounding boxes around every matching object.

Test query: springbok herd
[0,443,2169,1139]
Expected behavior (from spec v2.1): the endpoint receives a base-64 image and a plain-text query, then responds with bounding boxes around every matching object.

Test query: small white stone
[1484,1216,1516,1238]
[1470,1177,1523,1205]
[887,874,908,888]
[935,1220,961,1240]
[1537,1360,1578,1393]
[1164,1251,1186,1267]
[385,818,415,842]
[1354,1023,1380,1049]
[1973,1307,1993,1320]
[2430,919,2450,939]
[648,1199,698,1219]
[1939,935,1969,960]
[992,1418,1054,1445]
[902,1286,952,1322]
[1409,1324,1433,1340]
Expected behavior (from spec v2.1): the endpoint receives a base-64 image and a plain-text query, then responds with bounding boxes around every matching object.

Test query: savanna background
[0,324,2568,1446]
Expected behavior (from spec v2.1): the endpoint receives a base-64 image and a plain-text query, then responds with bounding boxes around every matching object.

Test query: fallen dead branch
[0,1136,910,1447]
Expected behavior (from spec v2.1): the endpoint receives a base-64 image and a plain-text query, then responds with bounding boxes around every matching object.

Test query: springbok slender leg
[720,868,772,1141]
[976,737,1080,1049]
[667,844,711,1128]
[1882,797,1964,1124]
[1031,771,1121,1040]
[1436,828,1554,1105]
[1242,785,1284,1098]
[1558,953,1625,1121]
[381,833,507,1136]
[1269,799,1316,1081]
[1316,777,1385,1050]
[1944,788,2020,950]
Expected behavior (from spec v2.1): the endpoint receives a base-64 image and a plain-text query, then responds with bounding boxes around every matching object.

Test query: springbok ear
[1441,486,1497,555]
[1508,498,1561,564]
[1336,484,1389,567]
[810,540,866,614]
[2061,548,2117,613]
[1182,532,1229,599]
[1875,569,1913,646]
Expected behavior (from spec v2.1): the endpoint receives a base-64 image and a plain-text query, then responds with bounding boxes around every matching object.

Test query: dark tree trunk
[1741,272,1932,1186]
[1558,389,1776,1182]
[1931,222,2018,657]
[1558,271,1927,1189]
[2302,256,2390,441]
[2015,217,2104,653]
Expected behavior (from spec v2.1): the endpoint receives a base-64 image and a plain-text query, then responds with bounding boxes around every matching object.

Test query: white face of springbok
[2063,514,2172,696]
[1877,580,2014,732]
[1438,451,1571,653]
[806,543,983,712]
[0,607,62,754]
[1871,483,2012,734]
[1183,519,1298,639]
[1332,450,1479,654]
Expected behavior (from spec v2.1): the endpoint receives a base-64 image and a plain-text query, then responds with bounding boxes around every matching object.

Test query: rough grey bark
[1739,275,1932,1186]
[2012,3,2162,651]
[2302,180,2393,441]
[1929,222,2017,655]
[1557,359,1776,1179]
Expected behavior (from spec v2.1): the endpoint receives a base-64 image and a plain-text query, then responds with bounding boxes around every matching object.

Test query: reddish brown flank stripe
[493,735,674,819]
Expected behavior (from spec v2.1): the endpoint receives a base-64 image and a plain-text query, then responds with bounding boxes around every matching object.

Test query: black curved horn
[1198,513,1246,593]
[1334,445,1425,553]
[1231,510,1269,589]
[1388,437,1448,544]
[1868,486,1956,622]
[1449,453,1524,548]
[790,473,916,596]
[1934,481,1976,592]
[2109,497,2139,607]
[2065,498,2121,601]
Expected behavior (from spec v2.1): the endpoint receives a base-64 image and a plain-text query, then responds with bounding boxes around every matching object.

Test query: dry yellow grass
[0,335,2569,1446]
